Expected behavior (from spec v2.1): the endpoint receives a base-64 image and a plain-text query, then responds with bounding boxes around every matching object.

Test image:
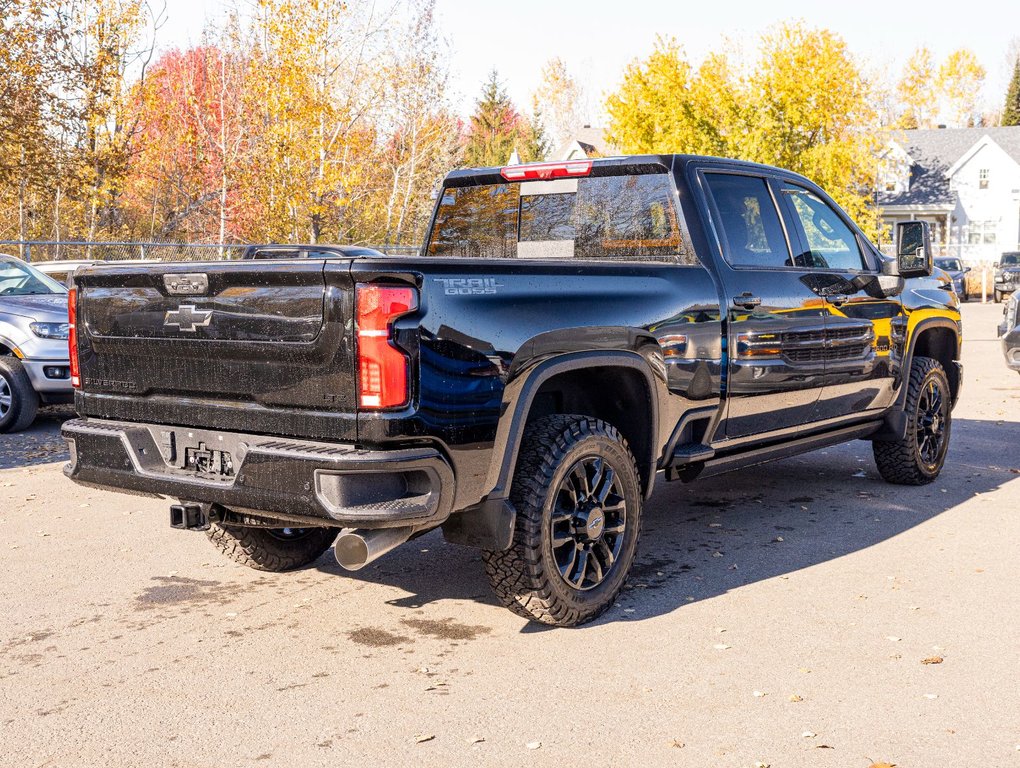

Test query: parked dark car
[62,155,963,626]
[998,293,1020,374]
[934,256,972,301]
[994,251,1020,303]
[241,244,386,260]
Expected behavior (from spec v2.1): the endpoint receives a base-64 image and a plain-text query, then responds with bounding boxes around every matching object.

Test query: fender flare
[873,316,961,442]
[442,349,662,551]
[895,316,961,411]
[486,349,661,501]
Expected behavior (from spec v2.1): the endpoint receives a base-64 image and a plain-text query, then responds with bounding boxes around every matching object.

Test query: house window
[979,168,989,189]
[967,221,997,245]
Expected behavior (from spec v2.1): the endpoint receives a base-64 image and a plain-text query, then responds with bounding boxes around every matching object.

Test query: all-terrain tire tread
[482,414,641,626]
[206,523,338,572]
[873,356,949,486]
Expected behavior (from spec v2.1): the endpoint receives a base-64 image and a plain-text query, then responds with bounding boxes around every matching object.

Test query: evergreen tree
[1003,57,1020,126]
[463,70,521,167]
[518,105,549,163]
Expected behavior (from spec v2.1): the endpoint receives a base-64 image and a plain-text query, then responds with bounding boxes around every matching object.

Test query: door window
[779,185,865,271]
[703,174,791,268]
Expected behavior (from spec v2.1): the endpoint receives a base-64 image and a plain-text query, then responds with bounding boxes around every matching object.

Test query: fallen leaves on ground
[921,656,944,664]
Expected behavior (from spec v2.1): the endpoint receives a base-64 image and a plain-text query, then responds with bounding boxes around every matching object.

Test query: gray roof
[550,126,621,161]
[878,127,1020,207]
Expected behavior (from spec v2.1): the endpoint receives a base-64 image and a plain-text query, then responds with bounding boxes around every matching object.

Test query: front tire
[0,357,39,434]
[994,289,1002,303]
[483,415,643,627]
[207,522,339,571]
[873,356,951,485]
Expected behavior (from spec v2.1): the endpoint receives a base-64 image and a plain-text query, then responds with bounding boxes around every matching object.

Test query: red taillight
[500,160,593,181]
[356,284,417,409]
[68,288,80,388]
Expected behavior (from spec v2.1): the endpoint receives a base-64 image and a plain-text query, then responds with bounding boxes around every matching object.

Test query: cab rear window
[426,173,687,262]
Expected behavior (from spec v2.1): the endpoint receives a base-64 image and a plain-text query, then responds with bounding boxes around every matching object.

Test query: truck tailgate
[75,260,359,441]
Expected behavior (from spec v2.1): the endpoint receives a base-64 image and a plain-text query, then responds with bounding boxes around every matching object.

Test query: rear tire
[207,522,339,572]
[483,415,642,627]
[994,289,1002,303]
[0,358,39,434]
[873,356,951,485]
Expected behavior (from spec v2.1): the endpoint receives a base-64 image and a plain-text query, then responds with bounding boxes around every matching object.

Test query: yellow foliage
[605,22,881,238]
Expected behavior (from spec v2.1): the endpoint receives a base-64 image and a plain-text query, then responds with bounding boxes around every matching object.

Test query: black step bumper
[61,418,455,528]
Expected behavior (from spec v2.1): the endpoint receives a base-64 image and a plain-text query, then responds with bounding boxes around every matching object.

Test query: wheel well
[526,366,655,493]
[913,326,959,400]
[0,343,12,356]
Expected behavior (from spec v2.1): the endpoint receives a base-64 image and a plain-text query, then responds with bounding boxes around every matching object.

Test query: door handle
[828,294,849,306]
[732,293,761,309]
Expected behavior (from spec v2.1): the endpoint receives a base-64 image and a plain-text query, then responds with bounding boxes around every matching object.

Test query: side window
[704,173,791,268]
[779,184,865,271]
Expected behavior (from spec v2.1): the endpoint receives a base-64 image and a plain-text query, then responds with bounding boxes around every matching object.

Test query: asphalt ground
[1,300,1017,768]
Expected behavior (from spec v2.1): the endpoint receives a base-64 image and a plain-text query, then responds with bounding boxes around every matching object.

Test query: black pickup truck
[62,155,962,626]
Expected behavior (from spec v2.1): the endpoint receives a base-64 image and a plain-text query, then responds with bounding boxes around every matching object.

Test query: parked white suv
[0,254,73,432]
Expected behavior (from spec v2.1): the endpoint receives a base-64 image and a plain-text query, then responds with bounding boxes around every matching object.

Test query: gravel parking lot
[1,301,1017,768]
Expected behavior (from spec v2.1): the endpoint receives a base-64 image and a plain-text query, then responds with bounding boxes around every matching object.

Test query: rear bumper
[61,418,455,528]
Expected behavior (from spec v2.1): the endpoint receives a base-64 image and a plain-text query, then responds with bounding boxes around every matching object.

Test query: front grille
[785,345,869,363]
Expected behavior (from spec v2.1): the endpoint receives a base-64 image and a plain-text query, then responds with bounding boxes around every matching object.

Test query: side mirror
[964,266,972,273]
[895,221,933,278]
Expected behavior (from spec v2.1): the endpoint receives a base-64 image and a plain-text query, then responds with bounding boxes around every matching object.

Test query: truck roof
[443,154,817,188]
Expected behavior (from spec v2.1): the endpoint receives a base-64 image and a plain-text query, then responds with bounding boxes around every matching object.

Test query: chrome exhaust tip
[333,526,416,571]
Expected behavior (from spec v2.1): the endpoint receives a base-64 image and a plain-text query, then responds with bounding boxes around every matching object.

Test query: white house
[549,125,619,162]
[877,127,1020,263]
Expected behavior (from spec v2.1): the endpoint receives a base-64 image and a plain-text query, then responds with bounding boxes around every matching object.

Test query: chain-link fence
[0,240,419,263]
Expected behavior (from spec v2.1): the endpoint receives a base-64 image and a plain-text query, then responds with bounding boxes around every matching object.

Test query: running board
[671,420,883,482]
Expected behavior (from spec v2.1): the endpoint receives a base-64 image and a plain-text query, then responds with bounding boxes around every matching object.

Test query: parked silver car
[0,254,73,432]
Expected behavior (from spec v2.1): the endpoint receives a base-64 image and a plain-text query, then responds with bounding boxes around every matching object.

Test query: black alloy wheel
[550,455,627,591]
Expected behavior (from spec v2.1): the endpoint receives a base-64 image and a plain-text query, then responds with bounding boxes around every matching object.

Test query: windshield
[0,257,68,296]
[935,258,962,271]
[1001,253,1020,266]
[426,172,687,262]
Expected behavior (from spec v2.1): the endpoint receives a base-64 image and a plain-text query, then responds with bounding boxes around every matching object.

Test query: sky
[159,0,1020,122]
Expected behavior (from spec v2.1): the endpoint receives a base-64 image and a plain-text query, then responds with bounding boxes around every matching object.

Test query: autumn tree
[0,0,59,251]
[1002,57,1020,126]
[895,47,938,129]
[605,38,731,157]
[605,23,880,232]
[377,0,458,245]
[62,0,161,243]
[744,22,878,226]
[938,48,985,127]
[519,104,549,163]
[124,31,255,246]
[533,58,585,150]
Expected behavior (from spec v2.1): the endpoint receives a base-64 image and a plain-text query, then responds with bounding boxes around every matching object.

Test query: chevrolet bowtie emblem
[164,305,213,333]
